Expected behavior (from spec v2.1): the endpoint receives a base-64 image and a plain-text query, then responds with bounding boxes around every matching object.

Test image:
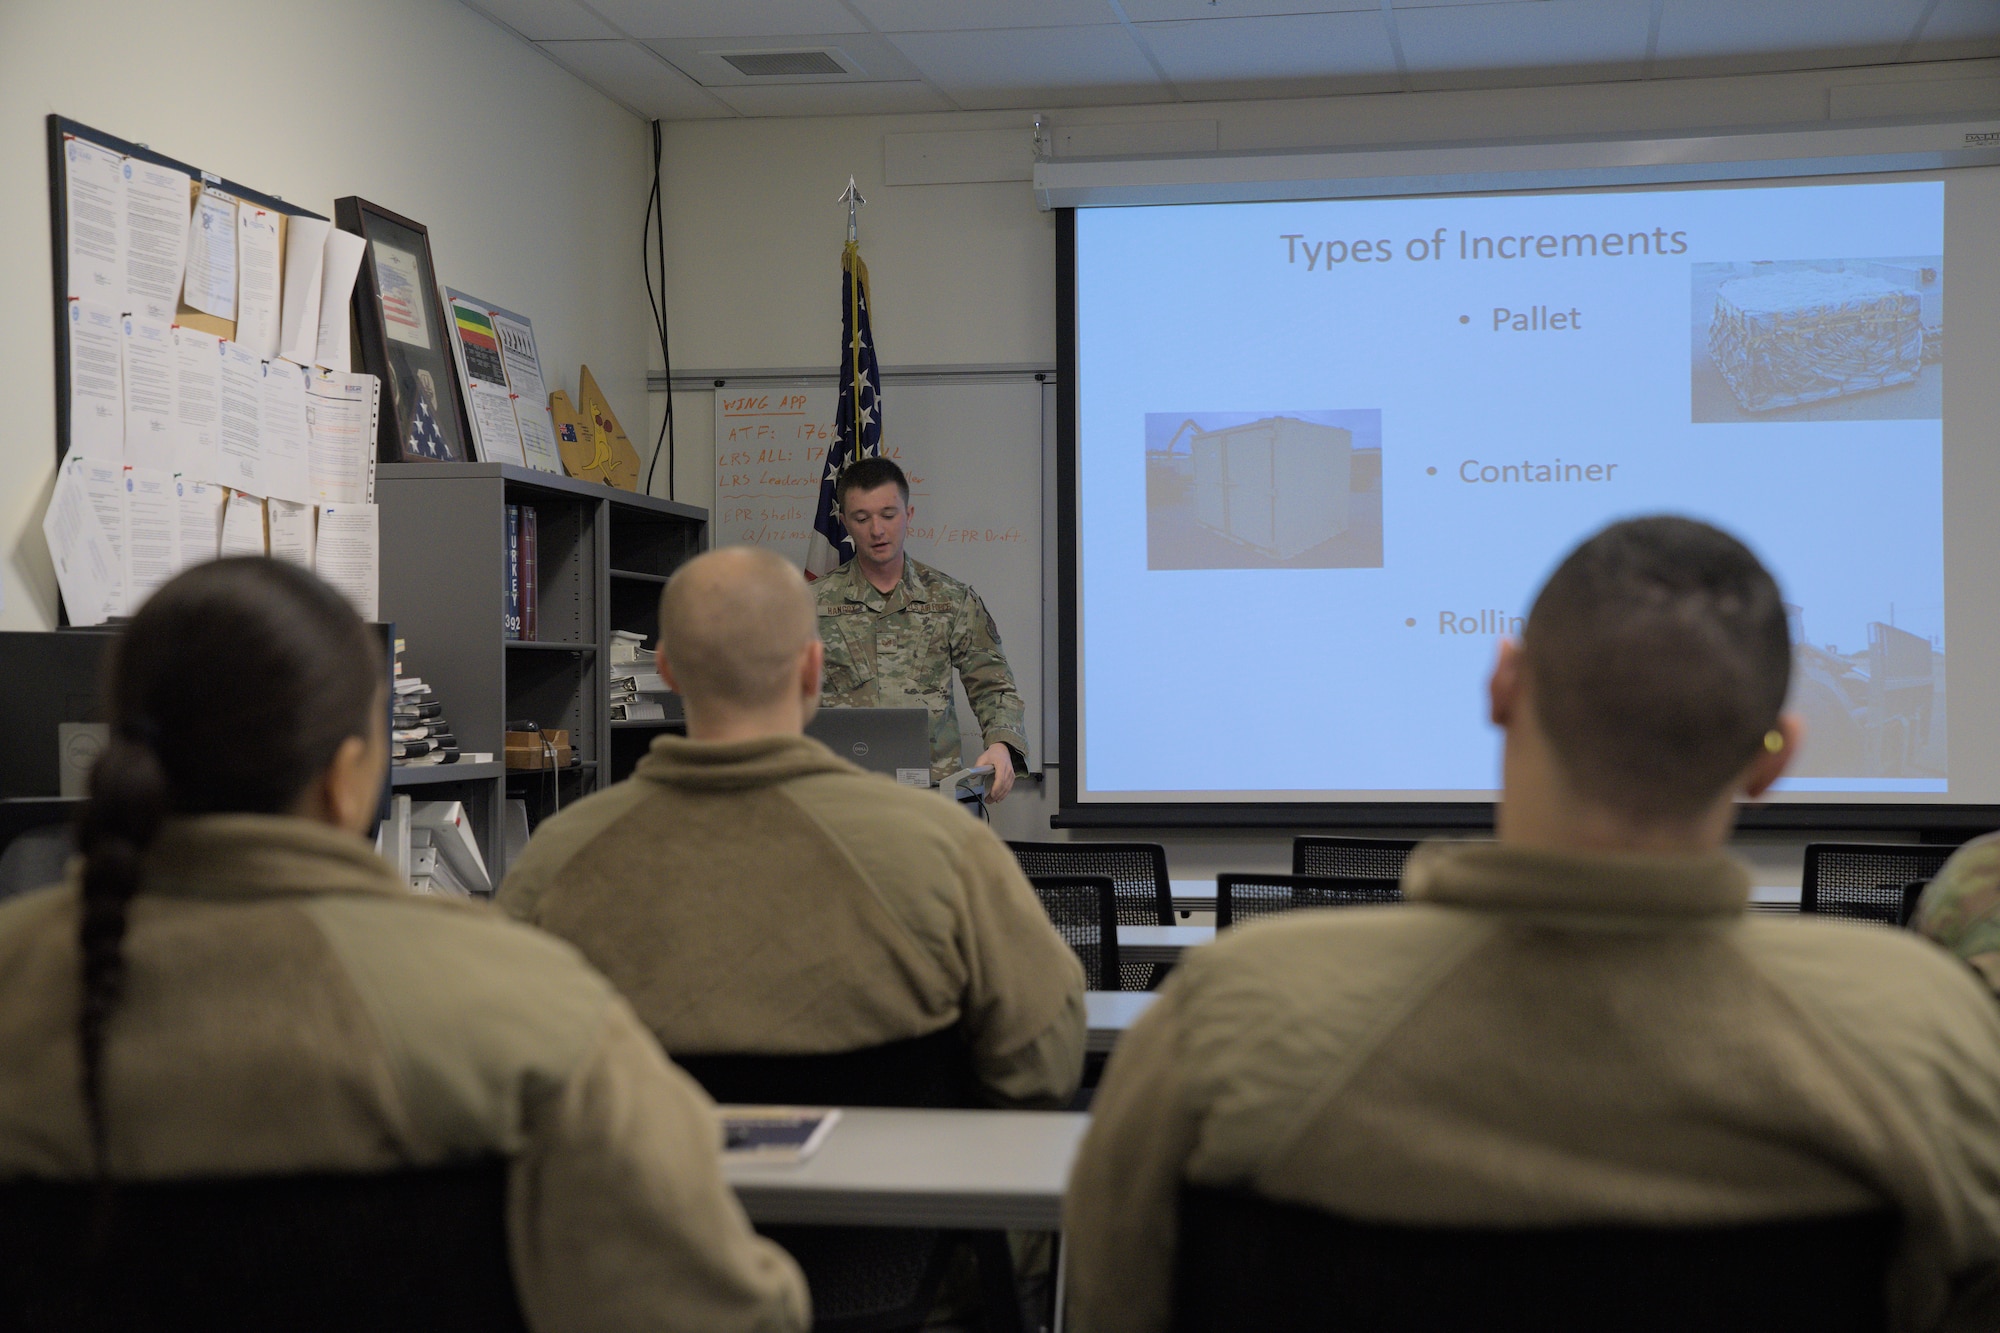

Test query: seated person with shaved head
[498,546,1084,1109]
[1065,517,2000,1333]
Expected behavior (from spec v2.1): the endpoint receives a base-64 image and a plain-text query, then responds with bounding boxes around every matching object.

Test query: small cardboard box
[506,729,573,770]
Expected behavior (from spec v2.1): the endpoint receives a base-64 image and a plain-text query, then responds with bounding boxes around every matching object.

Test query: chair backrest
[1028,874,1123,991]
[674,1025,979,1110]
[674,1029,991,1333]
[1009,841,1172,991]
[0,1159,528,1333]
[0,798,81,905]
[1291,836,1419,880]
[1802,842,1958,926]
[1172,1185,1894,1333]
[1216,873,1402,929]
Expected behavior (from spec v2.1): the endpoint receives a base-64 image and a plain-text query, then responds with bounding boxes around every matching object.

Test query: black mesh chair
[1028,875,1123,991]
[1216,873,1402,929]
[1292,836,1420,880]
[1173,1184,1894,1333]
[677,1028,1022,1333]
[0,1159,529,1332]
[1802,842,1958,927]
[1008,842,1174,991]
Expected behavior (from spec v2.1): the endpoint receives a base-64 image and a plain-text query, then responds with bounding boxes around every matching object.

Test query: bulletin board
[46,114,326,465]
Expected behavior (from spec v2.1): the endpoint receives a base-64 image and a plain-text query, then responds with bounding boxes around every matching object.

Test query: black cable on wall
[643,119,676,499]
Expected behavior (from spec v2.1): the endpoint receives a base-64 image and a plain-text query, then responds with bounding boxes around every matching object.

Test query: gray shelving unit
[377,462,707,881]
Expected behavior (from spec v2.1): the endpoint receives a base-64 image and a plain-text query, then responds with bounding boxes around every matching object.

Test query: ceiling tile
[461,0,620,40]
[1119,0,1376,18]
[849,0,1120,30]
[708,81,956,115]
[1906,0,2000,57]
[886,25,1167,104]
[1398,0,1648,89]
[583,0,866,40]
[535,39,733,117]
[1653,0,1926,76]
[1138,12,1400,93]
[643,32,922,83]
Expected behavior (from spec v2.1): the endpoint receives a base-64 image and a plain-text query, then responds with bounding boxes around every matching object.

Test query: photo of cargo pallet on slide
[1691,258,1942,423]
[1145,411,1384,571]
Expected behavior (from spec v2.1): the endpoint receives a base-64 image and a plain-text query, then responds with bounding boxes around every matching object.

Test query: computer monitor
[806,707,933,787]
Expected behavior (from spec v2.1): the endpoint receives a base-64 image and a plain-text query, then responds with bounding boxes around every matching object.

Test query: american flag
[805,240,882,580]
[408,395,454,461]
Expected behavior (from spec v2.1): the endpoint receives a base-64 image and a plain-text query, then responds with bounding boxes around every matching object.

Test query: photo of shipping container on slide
[1145,410,1383,570]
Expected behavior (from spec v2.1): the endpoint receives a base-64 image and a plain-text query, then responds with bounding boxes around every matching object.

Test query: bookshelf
[376,463,707,880]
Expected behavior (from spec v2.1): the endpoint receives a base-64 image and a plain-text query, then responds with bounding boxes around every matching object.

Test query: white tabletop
[1173,877,1799,907]
[723,1107,1090,1231]
[1085,989,1159,1053]
[1119,923,1214,966]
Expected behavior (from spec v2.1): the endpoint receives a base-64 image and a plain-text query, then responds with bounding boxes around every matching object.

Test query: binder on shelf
[503,504,522,640]
[519,504,539,641]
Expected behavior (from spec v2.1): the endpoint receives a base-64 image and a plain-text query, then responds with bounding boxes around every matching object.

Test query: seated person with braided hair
[0,558,807,1333]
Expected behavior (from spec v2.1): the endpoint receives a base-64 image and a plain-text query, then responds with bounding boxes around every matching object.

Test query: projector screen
[1066,165,2000,823]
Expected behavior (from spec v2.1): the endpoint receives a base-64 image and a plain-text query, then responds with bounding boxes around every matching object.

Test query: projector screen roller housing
[1060,159,2000,828]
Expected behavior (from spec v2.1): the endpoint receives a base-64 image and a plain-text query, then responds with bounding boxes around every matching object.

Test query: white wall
[0,0,655,630]
[655,58,1999,865]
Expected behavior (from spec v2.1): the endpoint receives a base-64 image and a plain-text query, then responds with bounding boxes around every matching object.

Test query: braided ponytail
[74,730,168,1170]
[73,557,381,1175]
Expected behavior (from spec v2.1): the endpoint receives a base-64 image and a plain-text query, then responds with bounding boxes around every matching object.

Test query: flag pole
[837,177,868,457]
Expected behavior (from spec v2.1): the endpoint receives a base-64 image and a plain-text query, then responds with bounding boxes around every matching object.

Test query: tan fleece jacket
[498,733,1085,1107]
[0,815,808,1333]
[1066,841,2000,1333]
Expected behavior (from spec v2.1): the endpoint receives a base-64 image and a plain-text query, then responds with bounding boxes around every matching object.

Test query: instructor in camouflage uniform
[1913,831,2000,994]
[813,456,1029,798]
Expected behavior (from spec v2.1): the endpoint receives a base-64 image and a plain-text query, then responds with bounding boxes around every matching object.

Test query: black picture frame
[335,197,470,464]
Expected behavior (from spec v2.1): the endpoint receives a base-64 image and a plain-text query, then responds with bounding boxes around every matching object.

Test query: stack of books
[504,504,540,641]
[609,630,672,722]
[393,639,461,766]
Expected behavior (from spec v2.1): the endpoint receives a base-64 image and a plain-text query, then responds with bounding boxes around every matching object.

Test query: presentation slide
[1074,175,1983,806]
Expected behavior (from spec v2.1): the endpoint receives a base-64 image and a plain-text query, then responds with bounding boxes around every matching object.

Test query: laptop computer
[807,707,933,787]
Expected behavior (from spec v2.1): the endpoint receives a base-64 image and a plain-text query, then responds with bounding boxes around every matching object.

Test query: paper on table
[122,465,180,611]
[267,497,314,568]
[315,229,367,372]
[182,187,237,320]
[371,241,430,349]
[258,358,313,504]
[315,503,379,620]
[215,340,263,493]
[307,370,379,503]
[490,307,563,472]
[220,490,266,557]
[278,215,330,366]
[123,158,190,323]
[62,136,126,305]
[235,207,282,359]
[43,454,123,626]
[171,326,222,483]
[121,316,177,470]
[174,475,226,570]
[67,299,124,458]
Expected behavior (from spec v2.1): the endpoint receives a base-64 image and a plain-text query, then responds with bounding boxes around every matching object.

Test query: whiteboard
[715,381,1046,769]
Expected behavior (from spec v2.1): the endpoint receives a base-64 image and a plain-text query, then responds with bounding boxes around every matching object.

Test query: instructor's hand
[975,743,1017,803]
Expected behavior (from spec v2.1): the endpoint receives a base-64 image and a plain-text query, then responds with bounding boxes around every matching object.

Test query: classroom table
[1085,989,1159,1054]
[723,1106,1090,1231]
[1171,877,1802,914]
[1118,923,1214,967]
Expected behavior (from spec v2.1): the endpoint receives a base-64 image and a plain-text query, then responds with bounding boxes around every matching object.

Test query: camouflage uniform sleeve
[948,580,1030,768]
[1913,832,2000,995]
